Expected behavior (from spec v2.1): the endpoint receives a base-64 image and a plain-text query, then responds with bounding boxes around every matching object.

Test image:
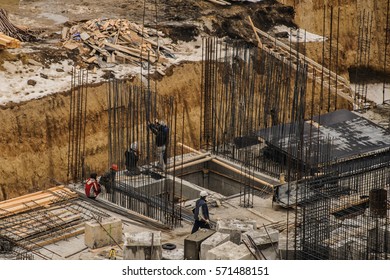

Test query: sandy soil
[0,0,389,200]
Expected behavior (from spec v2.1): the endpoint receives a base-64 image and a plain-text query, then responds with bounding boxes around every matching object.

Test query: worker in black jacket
[191,190,211,234]
[99,163,118,194]
[148,119,169,171]
[125,142,141,176]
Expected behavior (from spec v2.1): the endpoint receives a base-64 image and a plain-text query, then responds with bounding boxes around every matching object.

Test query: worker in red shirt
[85,173,101,199]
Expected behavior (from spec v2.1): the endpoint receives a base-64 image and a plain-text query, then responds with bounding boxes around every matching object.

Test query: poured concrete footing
[123,231,162,260]
[84,217,123,249]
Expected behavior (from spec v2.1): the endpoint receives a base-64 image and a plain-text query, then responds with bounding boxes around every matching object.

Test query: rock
[56,68,65,72]
[27,59,43,67]
[275,31,289,38]
[40,73,49,79]
[27,79,37,86]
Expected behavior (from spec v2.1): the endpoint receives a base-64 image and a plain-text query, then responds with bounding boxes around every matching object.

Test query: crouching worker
[85,173,101,199]
[99,164,118,194]
[191,191,211,234]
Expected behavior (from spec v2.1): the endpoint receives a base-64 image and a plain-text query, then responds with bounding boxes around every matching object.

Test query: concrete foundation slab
[84,217,122,249]
[206,241,255,260]
[200,232,230,260]
[123,231,162,260]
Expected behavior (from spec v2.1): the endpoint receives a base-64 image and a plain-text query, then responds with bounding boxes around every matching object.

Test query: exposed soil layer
[1,0,389,200]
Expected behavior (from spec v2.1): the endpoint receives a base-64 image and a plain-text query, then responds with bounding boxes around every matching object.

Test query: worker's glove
[205,219,210,224]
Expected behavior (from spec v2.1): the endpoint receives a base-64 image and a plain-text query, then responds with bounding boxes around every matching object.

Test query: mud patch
[160,23,200,43]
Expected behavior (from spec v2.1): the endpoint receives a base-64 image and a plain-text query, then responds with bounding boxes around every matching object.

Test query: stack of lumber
[0,32,20,49]
[63,18,176,67]
[0,186,78,218]
[0,8,36,42]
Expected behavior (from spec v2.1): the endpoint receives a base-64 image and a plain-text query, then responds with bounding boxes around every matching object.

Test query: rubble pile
[62,18,176,68]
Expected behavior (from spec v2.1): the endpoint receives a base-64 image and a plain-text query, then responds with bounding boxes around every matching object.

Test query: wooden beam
[247,16,263,49]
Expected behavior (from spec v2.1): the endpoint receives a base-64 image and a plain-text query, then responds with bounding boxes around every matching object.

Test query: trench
[0,61,203,201]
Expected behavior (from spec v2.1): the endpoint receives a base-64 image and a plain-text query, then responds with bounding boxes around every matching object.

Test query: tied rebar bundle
[0,8,36,42]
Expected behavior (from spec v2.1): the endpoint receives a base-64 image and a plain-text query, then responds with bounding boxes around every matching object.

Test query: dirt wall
[0,62,203,201]
[278,0,390,76]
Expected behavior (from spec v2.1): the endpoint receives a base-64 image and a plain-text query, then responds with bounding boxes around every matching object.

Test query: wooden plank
[104,41,156,62]
[247,16,263,49]
[0,186,77,216]
[0,186,75,209]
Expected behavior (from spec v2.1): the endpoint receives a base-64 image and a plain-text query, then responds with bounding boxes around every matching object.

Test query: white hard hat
[131,142,138,150]
[200,190,208,197]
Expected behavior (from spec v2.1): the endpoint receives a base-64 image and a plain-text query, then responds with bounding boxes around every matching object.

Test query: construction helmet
[111,164,119,171]
[200,190,208,197]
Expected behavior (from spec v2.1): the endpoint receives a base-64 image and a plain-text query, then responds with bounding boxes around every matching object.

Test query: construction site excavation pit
[3,0,390,263]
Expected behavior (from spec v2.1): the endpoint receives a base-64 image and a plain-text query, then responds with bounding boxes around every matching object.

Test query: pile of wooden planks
[0,32,20,49]
[0,186,78,218]
[63,18,176,67]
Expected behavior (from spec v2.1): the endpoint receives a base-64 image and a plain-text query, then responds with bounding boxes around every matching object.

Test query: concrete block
[229,229,242,245]
[184,228,215,260]
[216,219,255,234]
[216,219,253,244]
[206,241,255,260]
[245,228,279,248]
[162,248,184,260]
[123,231,162,260]
[84,217,122,249]
[200,232,230,260]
